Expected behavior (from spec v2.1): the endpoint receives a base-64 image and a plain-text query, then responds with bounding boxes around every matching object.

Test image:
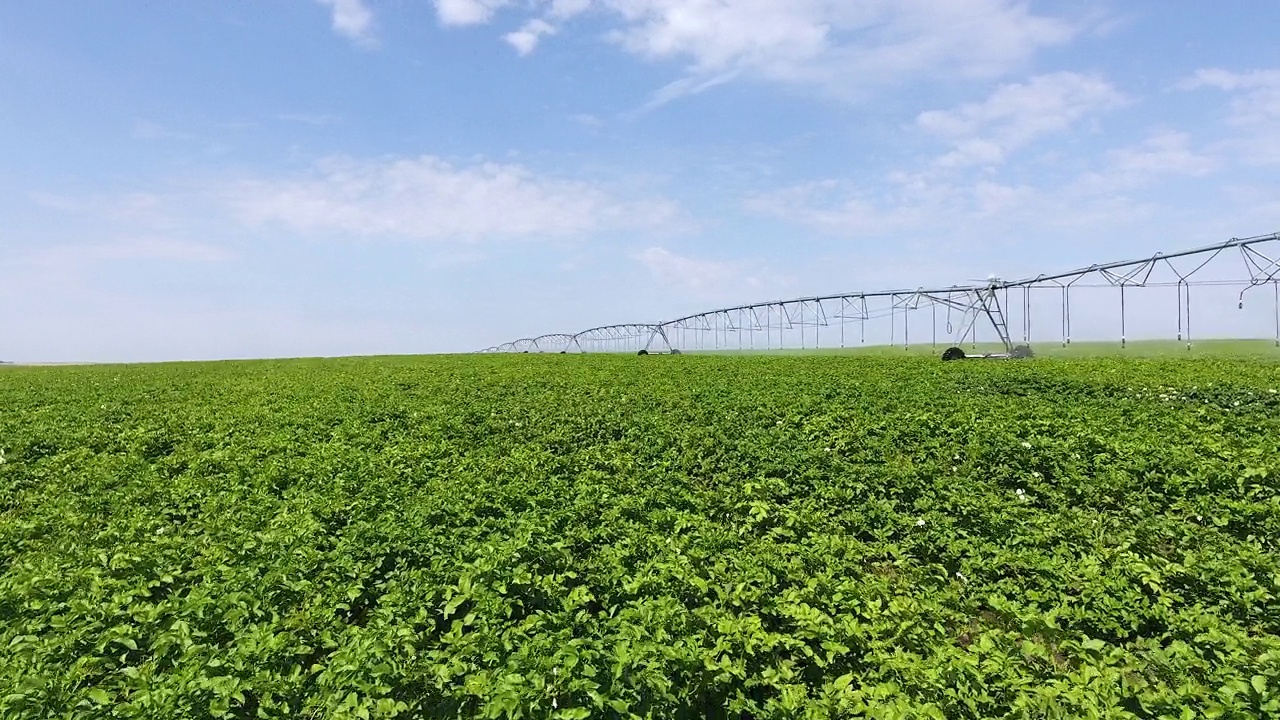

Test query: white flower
[953,454,960,461]
[915,518,926,527]
[824,447,832,452]
[0,449,5,465]
[1020,442,1031,449]
[1015,489,1027,500]
[1233,401,1240,407]
[955,571,966,583]
[776,420,783,426]
[552,698,558,709]
[1196,515,1203,522]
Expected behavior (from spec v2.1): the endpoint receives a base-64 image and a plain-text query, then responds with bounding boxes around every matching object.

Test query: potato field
[2,354,1279,719]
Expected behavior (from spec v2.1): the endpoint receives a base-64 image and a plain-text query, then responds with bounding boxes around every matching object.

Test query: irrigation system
[480,232,1280,359]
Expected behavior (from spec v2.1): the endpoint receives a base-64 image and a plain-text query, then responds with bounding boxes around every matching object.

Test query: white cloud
[438,0,1082,105]
[317,0,376,45]
[226,155,681,242]
[1106,130,1216,178]
[604,0,831,74]
[603,0,1077,86]
[746,167,1157,242]
[549,0,593,18]
[434,0,514,26]
[637,71,740,114]
[917,72,1126,167]
[746,179,936,237]
[745,79,1225,243]
[634,246,757,292]
[746,175,1048,239]
[1180,68,1280,124]
[505,19,557,55]
[1180,68,1280,165]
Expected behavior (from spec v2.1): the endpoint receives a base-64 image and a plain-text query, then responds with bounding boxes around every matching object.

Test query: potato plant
[1,354,1278,718]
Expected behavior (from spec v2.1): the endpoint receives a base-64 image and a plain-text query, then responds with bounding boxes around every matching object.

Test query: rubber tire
[637,349,649,356]
[941,346,967,361]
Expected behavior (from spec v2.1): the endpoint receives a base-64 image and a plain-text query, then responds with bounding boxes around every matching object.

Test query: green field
[2,354,1279,718]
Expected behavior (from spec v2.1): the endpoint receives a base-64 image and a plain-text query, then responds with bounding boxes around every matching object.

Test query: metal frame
[481,232,1280,355]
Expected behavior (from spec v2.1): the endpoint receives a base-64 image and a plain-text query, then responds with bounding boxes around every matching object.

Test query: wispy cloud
[1096,130,1215,181]
[1178,68,1280,124]
[636,71,740,113]
[434,0,1087,106]
[917,72,1127,168]
[746,165,1163,242]
[633,246,761,294]
[225,154,682,242]
[505,19,557,55]
[1180,68,1280,165]
[316,0,376,46]
[434,0,514,26]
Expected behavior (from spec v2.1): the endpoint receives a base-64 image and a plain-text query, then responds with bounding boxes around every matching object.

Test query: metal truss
[482,232,1280,355]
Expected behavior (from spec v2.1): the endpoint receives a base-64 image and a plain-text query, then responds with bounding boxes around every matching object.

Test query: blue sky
[3,1,1279,361]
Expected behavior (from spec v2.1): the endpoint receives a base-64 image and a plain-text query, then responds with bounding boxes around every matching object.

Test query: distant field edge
[3,337,1279,367]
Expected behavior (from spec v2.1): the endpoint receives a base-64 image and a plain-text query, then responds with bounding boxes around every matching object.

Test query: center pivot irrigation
[481,232,1280,360]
